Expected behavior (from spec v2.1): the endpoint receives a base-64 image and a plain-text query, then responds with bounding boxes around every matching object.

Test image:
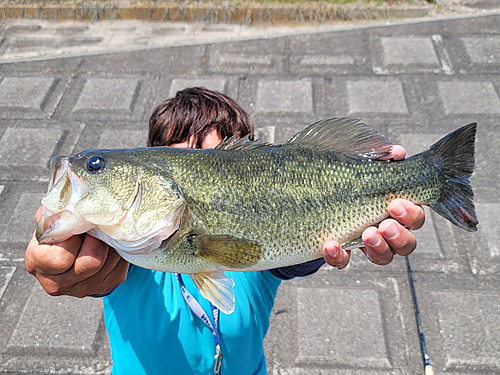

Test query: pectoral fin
[192,234,263,269]
[190,271,235,314]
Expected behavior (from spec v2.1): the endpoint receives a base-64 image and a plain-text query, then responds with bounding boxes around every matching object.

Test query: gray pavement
[0,12,499,375]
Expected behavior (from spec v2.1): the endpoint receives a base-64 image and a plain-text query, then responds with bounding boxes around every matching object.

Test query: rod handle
[425,365,435,375]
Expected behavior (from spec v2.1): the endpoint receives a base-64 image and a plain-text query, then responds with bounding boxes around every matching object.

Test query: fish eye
[86,155,106,173]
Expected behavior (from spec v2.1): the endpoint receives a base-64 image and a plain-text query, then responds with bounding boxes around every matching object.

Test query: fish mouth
[36,157,95,244]
[36,209,62,242]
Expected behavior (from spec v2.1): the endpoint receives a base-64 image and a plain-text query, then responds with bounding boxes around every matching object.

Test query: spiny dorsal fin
[286,117,393,160]
[193,234,263,269]
[190,271,235,314]
[215,133,268,151]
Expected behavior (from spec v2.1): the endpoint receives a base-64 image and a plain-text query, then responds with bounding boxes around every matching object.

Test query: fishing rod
[405,256,434,375]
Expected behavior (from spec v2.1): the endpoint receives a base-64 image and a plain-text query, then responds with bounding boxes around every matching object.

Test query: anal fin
[341,237,365,250]
[190,271,235,314]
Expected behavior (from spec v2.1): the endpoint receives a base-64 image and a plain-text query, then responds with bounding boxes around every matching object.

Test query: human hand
[25,207,129,297]
[323,145,426,269]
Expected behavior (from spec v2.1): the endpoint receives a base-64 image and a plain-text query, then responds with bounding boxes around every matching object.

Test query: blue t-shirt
[103,266,282,375]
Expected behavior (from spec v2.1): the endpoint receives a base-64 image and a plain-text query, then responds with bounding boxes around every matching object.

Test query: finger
[71,251,128,298]
[378,219,417,257]
[38,247,122,297]
[323,240,350,269]
[100,256,129,292]
[35,206,43,224]
[72,235,110,280]
[25,232,84,275]
[388,199,425,230]
[45,235,110,288]
[378,145,406,161]
[361,227,394,265]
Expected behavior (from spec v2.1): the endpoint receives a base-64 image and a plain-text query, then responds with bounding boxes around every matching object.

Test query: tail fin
[428,123,478,232]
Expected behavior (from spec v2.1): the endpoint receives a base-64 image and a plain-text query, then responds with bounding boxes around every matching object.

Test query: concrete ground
[0,9,499,375]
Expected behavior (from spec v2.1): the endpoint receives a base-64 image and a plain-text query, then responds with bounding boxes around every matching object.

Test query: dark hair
[148,87,253,148]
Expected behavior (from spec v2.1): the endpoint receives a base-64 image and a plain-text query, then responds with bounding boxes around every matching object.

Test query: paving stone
[72,122,146,152]
[0,127,61,169]
[461,36,500,65]
[0,266,16,300]
[78,45,205,75]
[248,115,316,144]
[267,272,422,373]
[3,25,42,34]
[461,203,500,275]
[0,192,42,243]
[58,37,103,47]
[8,281,103,353]
[291,54,355,67]
[98,129,148,149]
[0,76,67,119]
[347,80,409,115]
[168,78,226,97]
[152,25,187,35]
[209,53,277,74]
[0,56,83,74]
[0,263,111,373]
[475,203,500,258]
[288,31,369,75]
[412,207,444,258]
[380,36,440,66]
[438,81,500,114]
[429,290,500,370]
[55,25,89,34]
[440,14,500,34]
[370,34,454,75]
[0,121,84,181]
[470,124,500,200]
[6,37,57,52]
[0,76,53,109]
[200,24,237,33]
[207,39,285,75]
[73,77,140,114]
[297,287,390,368]
[254,126,275,144]
[0,126,61,179]
[366,21,441,37]
[255,80,313,114]
[107,35,153,47]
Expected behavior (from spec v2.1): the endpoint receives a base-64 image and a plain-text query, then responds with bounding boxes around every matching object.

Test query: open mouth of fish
[36,157,181,256]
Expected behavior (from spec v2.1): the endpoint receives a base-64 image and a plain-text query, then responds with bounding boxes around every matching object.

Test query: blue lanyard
[175,273,223,374]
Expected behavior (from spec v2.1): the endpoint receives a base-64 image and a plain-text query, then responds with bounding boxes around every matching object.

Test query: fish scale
[163,144,441,270]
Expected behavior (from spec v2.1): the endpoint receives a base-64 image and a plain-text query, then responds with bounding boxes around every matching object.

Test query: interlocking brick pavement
[0,12,499,375]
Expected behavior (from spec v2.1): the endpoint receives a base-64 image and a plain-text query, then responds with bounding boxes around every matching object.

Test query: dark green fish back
[161,144,441,268]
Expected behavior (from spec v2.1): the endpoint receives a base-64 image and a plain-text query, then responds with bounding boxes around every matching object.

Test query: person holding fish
[25,87,436,375]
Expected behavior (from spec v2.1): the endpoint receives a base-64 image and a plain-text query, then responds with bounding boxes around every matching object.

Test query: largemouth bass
[36,118,477,313]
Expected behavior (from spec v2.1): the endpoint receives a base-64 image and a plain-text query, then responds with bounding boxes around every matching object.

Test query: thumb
[35,206,43,224]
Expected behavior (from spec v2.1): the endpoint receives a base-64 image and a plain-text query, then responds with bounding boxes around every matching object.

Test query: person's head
[148,87,253,149]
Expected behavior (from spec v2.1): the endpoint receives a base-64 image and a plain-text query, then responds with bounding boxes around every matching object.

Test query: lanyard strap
[175,273,223,374]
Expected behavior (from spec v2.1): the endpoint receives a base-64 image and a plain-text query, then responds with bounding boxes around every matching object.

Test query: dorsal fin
[286,117,393,160]
[215,133,268,151]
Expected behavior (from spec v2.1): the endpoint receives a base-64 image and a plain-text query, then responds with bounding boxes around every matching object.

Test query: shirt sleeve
[268,258,325,280]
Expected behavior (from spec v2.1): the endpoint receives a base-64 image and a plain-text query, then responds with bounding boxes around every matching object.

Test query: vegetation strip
[0,4,432,24]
